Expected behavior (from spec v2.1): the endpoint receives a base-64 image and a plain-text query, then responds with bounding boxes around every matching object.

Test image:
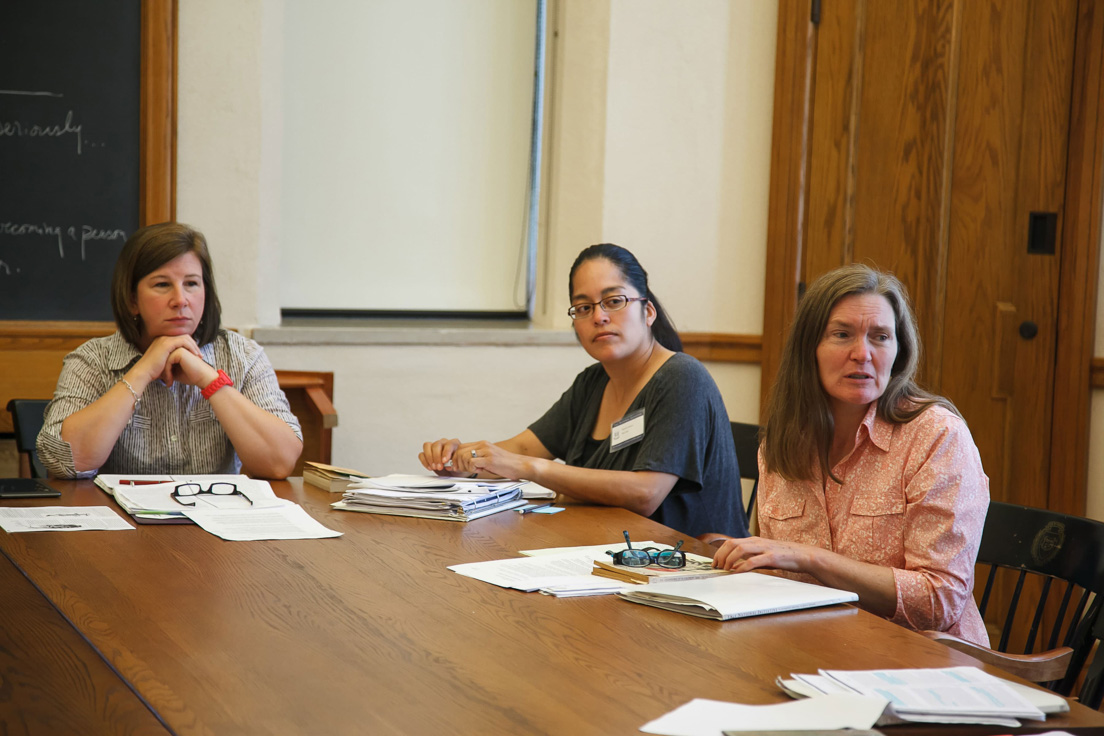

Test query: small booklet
[616,572,858,620]
[302,461,371,493]
[591,555,731,585]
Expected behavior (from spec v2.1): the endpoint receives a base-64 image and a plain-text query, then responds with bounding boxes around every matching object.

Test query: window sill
[252,318,577,347]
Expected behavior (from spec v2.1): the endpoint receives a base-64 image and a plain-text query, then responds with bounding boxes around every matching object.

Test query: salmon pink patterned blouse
[757,403,989,646]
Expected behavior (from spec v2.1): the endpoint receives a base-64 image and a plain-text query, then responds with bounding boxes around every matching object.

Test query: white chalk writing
[80,225,127,260]
[0,221,65,256]
[0,110,83,154]
[0,89,64,98]
[0,221,127,261]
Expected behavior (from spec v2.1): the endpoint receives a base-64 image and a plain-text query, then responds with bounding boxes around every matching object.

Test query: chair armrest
[303,386,338,429]
[922,630,1074,682]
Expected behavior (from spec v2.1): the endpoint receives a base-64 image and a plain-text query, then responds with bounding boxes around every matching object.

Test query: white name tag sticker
[610,409,645,453]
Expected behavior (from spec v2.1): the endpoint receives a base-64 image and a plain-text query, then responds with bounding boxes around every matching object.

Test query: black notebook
[0,478,61,499]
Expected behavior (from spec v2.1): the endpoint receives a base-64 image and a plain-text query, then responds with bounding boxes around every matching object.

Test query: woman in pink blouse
[710,264,989,645]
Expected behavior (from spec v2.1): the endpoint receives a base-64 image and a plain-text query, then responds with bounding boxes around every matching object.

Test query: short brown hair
[762,263,958,482]
[111,222,222,348]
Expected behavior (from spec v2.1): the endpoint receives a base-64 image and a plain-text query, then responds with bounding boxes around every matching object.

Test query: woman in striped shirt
[37,222,303,479]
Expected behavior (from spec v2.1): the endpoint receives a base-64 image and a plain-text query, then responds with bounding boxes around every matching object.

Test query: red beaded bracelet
[201,369,234,400]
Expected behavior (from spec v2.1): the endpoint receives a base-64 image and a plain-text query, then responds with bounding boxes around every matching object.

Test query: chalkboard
[0,0,142,321]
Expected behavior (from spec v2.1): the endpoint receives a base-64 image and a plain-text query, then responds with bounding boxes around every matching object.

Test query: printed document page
[181,504,342,541]
[0,506,134,532]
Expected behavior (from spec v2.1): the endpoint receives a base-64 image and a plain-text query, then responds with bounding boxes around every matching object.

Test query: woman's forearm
[207,387,302,478]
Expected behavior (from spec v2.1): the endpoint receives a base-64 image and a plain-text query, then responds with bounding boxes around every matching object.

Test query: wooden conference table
[3,480,1104,735]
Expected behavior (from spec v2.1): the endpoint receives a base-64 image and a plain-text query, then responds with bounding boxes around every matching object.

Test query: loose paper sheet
[0,506,133,532]
[639,694,888,736]
[181,504,342,541]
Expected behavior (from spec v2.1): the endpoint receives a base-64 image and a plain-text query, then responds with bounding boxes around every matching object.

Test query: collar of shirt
[103,332,144,372]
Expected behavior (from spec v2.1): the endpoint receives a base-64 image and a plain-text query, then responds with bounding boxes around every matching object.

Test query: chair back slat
[1061,589,1092,649]
[978,566,998,617]
[1023,576,1053,654]
[1047,582,1075,651]
[998,570,1028,652]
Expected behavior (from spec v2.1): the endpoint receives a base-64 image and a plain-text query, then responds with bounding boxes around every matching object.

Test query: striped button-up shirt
[38,330,302,478]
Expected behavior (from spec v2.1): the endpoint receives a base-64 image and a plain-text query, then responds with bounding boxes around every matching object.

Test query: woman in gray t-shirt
[418,244,747,538]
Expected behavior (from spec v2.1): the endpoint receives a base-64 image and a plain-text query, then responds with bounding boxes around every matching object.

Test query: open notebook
[617,572,858,620]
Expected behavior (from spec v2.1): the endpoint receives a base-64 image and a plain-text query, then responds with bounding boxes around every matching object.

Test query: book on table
[302,461,371,493]
[591,555,732,585]
[616,571,858,620]
[332,475,527,521]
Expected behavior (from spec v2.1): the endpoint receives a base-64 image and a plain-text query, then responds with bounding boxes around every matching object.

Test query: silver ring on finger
[471,449,478,458]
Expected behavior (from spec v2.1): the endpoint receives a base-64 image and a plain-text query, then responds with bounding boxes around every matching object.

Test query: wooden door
[763,0,1104,651]
[801,0,1076,512]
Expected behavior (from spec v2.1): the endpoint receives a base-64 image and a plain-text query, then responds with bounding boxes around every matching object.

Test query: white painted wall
[176,0,771,472]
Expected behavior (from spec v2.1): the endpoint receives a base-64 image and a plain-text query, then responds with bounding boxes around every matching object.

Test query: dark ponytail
[568,244,683,352]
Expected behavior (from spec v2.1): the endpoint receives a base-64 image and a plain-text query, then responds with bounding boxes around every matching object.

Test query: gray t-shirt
[529,353,747,538]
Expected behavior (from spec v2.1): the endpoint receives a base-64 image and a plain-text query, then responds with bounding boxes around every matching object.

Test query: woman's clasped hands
[419,438,531,480]
[132,334,218,390]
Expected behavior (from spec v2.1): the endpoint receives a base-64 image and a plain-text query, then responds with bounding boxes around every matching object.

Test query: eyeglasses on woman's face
[567,295,647,320]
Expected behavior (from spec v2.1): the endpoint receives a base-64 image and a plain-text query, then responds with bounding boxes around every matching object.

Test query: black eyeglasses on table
[171,482,252,506]
[606,531,686,568]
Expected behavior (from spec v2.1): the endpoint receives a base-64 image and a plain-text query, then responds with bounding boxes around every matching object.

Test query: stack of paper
[93,474,341,541]
[642,667,1065,735]
[333,474,529,521]
[784,666,1053,727]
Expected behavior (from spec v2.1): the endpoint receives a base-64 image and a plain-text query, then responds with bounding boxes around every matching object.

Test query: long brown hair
[762,264,958,482]
[111,222,222,348]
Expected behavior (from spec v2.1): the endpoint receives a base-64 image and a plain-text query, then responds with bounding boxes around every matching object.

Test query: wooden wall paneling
[803,0,858,279]
[1050,0,1104,515]
[0,322,115,434]
[849,0,956,389]
[139,0,176,225]
[760,0,817,419]
[679,333,762,364]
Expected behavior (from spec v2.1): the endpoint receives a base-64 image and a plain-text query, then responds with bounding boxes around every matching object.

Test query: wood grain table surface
[2,479,1103,735]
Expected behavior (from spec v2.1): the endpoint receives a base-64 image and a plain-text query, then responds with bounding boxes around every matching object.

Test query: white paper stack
[785,666,1053,727]
[333,474,528,521]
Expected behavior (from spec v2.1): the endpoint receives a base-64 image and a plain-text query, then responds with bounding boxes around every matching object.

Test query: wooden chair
[924,501,1104,707]
[6,399,50,479]
[275,370,338,477]
[730,421,760,518]
[696,422,761,546]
